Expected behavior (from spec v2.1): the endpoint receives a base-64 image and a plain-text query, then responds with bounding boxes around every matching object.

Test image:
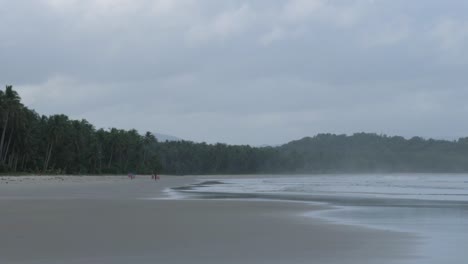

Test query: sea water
[171,174,468,264]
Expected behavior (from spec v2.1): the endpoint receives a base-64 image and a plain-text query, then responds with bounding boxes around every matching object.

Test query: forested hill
[2,85,468,175]
[274,134,468,173]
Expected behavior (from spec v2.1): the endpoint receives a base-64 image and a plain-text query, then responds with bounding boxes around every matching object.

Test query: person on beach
[152,172,159,181]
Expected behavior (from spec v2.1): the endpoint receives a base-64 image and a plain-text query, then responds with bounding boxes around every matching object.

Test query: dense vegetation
[2,85,468,175]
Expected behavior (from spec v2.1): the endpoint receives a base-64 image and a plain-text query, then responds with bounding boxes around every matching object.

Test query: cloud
[186,3,255,43]
[15,76,114,116]
[3,0,468,145]
[431,18,468,51]
[282,0,324,22]
[281,0,364,27]
[259,27,285,45]
[362,19,410,47]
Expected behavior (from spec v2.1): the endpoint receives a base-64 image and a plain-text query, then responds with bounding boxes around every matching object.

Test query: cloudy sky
[2,0,468,145]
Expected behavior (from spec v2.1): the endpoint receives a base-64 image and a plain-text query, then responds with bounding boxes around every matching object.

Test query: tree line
[2,85,468,175]
[0,85,160,174]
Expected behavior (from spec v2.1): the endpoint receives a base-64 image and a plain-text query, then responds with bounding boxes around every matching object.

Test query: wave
[170,174,468,206]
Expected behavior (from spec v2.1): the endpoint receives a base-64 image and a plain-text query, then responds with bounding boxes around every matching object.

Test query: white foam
[185,174,468,202]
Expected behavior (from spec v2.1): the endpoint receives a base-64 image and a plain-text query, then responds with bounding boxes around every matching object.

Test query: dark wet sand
[0,176,416,264]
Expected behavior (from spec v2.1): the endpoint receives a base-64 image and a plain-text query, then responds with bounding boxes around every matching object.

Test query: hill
[2,85,468,175]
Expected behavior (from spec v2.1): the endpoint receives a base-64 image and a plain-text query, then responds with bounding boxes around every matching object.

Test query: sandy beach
[0,176,415,264]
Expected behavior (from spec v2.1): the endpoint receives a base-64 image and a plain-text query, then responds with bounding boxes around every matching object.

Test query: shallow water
[172,174,468,264]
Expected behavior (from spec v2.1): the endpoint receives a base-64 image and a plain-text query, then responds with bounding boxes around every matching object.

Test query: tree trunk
[13,154,18,172]
[2,126,14,163]
[74,140,80,164]
[98,148,102,174]
[142,149,147,171]
[124,154,129,172]
[119,149,126,172]
[8,152,14,168]
[0,111,9,162]
[43,142,53,172]
[43,142,50,171]
[20,154,26,171]
[107,145,114,169]
[47,143,53,171]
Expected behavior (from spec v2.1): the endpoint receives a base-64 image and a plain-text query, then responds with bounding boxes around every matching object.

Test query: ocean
[170,174,468,264]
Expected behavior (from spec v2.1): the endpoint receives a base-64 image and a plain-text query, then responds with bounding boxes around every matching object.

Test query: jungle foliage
[2,86,468,175]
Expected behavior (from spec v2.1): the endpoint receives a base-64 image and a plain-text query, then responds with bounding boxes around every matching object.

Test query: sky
[2,0,468,145]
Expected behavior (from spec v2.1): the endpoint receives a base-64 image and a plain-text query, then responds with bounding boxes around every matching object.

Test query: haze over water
[174,174,468,264]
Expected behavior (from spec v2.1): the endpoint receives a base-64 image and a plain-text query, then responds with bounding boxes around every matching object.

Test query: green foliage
[2,85,468,175]
[0,86,162,175]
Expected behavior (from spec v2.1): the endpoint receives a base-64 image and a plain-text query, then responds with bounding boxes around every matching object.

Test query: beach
[0,175,415,264]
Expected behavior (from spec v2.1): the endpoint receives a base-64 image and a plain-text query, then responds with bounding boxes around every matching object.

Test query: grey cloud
[3,0,468,145]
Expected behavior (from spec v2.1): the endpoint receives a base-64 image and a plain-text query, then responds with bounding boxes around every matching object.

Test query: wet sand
[0,176,416,264]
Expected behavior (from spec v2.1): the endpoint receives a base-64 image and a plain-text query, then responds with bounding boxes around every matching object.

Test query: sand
[0,176,416,264]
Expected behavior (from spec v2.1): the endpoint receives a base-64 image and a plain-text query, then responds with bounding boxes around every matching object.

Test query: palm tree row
[4,85,468,175]
[0,86,160,174]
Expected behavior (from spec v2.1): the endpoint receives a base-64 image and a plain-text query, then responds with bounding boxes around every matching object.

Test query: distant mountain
[257,144,282,148]
[154,132,182,142]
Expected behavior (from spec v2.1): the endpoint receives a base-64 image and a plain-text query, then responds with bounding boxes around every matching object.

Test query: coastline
[0,176,416,264]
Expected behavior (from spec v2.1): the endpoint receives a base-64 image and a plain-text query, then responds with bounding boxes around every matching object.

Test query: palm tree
[0,85,21,165]
[14,108,40,171]
[42,114,70,172]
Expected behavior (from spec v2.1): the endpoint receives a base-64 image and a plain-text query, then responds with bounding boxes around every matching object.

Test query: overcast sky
[2,0,468,145]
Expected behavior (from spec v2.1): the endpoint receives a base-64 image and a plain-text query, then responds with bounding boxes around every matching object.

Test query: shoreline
[172,174,468,264]
[0,176,417,264]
